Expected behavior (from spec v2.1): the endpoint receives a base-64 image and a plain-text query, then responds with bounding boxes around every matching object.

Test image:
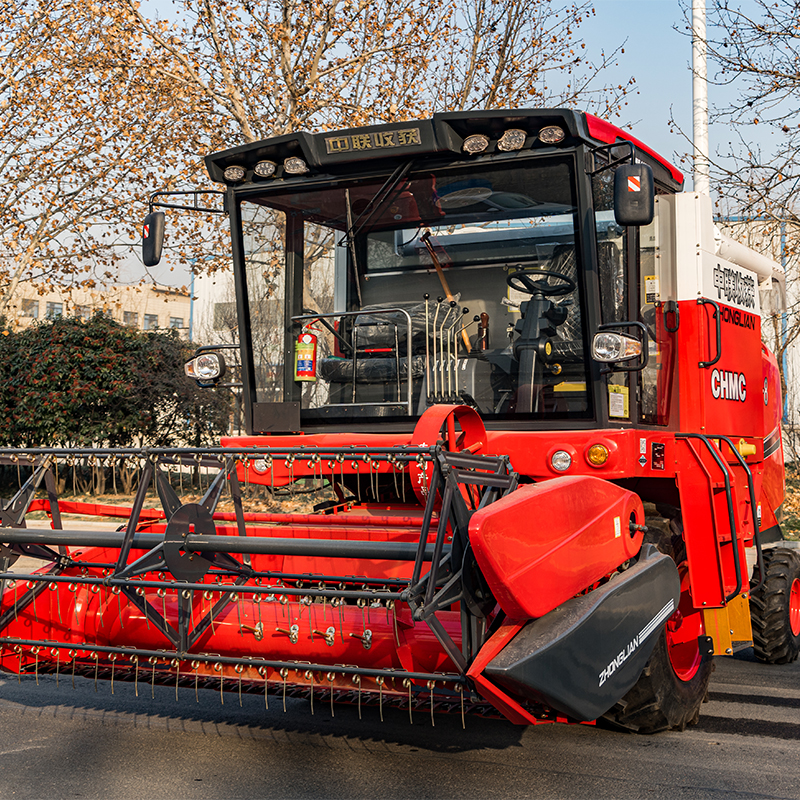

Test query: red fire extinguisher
[294,327,318,382]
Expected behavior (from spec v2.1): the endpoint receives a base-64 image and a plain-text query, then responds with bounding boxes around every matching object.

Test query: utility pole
[692,0,710,196]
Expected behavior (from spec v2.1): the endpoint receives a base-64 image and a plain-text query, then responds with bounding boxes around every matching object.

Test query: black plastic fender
[484,544,680,721]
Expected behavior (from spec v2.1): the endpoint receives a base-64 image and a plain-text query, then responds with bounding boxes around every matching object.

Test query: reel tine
[68,650,76,689]
[352,674,361,720]
[258,666,268,710]
[280,668,288,712]
[52,648,60,688]
[327,672,335,717]
[376,676,385,722]
[114,586,122,629]
[305,670,314,715]
[158,588,167,625]
[214,662,223,705]
[172,658,180,702]
[403,678,413,725]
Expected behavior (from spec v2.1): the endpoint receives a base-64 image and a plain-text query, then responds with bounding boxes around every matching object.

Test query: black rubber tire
[750,547,800,665]
[602,516,714,734]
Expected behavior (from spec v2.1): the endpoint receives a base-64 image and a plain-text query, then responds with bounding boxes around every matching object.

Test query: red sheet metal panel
[468,476,644,619]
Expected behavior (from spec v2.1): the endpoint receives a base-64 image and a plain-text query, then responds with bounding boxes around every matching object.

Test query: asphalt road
[0,647,798,800]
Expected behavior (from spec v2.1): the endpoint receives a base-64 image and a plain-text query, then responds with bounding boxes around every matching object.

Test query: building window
[74,305,91,320]
[214,302,237,330]
[169,316,184,329]
[123,311,138,326]
[45,302,63,319]
[143,314,159,330]
[21,299,39,318]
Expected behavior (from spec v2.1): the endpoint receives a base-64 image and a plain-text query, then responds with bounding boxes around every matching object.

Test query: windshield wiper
[339,159,415,250]
[340,159,415,308]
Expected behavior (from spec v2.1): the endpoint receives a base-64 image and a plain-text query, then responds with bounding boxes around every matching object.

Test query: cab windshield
[238,158,594,424]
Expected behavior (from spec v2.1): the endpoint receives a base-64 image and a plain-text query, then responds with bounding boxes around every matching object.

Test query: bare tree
[695,1,800,221]
[1,0,635,311]
[670,1,800,430]
[0,2,213,317]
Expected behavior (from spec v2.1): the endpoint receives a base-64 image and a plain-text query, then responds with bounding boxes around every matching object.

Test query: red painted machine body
[469,477,644,618]
[0,108,787,729]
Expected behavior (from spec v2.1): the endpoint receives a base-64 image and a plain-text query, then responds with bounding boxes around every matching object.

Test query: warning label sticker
[608,384,629,418]
[644,275,659,304]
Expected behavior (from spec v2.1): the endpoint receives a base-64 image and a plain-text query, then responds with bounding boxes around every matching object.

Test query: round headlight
[497,129,527,152]
[223,165,246,182]
[284,157,309,174]
[252,458,269,475]
[194,353,222,379]
[254,160,277,177]
[587,444,610,466]
[551,450,572,472]
[538,125,566,144]
[462,134,490,154]
[185,352,226,381]
[592,332,642,362]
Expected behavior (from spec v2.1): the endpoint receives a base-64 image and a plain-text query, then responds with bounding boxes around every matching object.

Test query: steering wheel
[506,269,575,298]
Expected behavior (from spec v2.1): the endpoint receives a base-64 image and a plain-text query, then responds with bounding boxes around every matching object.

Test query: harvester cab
[2,109,798,734]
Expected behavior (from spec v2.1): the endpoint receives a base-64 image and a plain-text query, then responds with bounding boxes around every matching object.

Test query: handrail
[697,298,722,368]
[292,307,414,415]
[716,436,766,594]
[676,433,743,602]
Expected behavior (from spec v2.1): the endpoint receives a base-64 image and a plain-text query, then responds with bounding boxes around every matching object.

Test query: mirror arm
[148,189,227,215]
[586,141,636,177]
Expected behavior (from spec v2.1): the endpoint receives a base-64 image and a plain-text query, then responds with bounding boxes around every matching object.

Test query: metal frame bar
[0,637,463,684]
[292,308,414,414]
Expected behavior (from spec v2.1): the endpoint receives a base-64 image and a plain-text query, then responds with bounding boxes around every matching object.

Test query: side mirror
[613,164,654,227]
[142,211,166,266]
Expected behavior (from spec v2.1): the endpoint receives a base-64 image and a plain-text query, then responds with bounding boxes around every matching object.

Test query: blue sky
[580,0,697,185]
[580,1,775,192]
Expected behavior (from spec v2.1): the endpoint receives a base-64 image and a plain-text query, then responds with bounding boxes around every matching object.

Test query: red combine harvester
[2,109,799,733]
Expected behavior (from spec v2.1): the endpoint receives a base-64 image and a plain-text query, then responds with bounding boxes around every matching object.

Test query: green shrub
[0,314,230,448]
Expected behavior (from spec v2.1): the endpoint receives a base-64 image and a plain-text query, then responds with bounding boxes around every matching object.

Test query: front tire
[602,516,714,733]
[750,547,800,664]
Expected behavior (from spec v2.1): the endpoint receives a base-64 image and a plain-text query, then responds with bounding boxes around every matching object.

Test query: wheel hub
[667,609,683,632]
[666,564,703,681]
[790,576,800,638]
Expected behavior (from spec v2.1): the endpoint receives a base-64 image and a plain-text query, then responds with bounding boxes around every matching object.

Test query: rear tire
[750,547,800,664]
[602,516,714,733]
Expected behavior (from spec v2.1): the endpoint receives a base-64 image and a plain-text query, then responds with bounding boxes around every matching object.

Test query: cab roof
[205,108,684,192]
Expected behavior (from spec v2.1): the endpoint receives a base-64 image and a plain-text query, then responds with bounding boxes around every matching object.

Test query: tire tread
[750,547,800,665]
[601,514,713,734]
